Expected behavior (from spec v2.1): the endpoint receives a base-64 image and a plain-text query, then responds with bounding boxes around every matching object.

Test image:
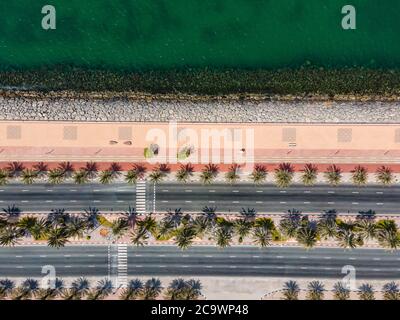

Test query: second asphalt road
[0,183,398,213]
[0,246,399,279]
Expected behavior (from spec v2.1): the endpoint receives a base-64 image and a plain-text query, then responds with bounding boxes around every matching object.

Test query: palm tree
[225,164,241,184]
[84,207,100,230]
[149,170,165,184]
[274,163,294,188]
[133,164,147,178]
[162,208,184,229]
[0,225,23,246]
[48,169,64,184]
[296,223,318,249]
[336,228,363,249]
[357,209,376,220]
[6,162,25,178]
[376,220,400,250]
[125,164,147,184]
[111,218,128,239]
[282,281,300,300]
[200,164,219,185]
[21,169,37,184]
[234,219,253,243]
[120,279,143,300]
[73,171,89,184]
[32,162,48,178]
[0,279,15,299]
[175,225,197,250]
[324,164,342,186]
[29,218,48,240]
[99,170,113,184]
[100,162,122,184]
[108,162,122,178]
[252,225,272,248]
[157,163,171,174]
[2,204,22,221]
[182,279,202,300]
[333,282,350,300]
[382,282,400,300]
[317,213,338,240]
[131,216,157,246]
[306,281,325,300]
[176,163,195,183]
[81,162,98,180]
[122,206,138,229]
[239,208,256,221]
[87,279,113,300]
[351,165,368,186]
[47,208,70,227]
[249,164,267,185]
[156,218,175,240]
[130,228,149,246]
[17,216,38,237]
[138,216,157,234]
[57,161,74,178]
[62,277,91,300]
[192,216,210,238]
[358,283,375,300]
[376,166,394,185]
[301,164,318,186]
[66,217,87,239]
[165,278,187,300]
[47,227,69,248]
[201,206,218,226]
[37,278,65,300]
[0,169,9,185]
[142,278,162,300]
[125,170,139,185]
[12,278,40,300]
[279,210,302,238]
[215,222,233,248]
[356,219,377,241]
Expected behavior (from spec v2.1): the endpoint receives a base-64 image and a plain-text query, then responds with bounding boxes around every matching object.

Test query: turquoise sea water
[0,0,399,70]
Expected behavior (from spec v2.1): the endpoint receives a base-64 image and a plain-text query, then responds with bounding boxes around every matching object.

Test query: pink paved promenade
[0,121,399,170]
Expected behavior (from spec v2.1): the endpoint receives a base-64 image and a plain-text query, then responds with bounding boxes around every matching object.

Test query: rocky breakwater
[0,95,399,123]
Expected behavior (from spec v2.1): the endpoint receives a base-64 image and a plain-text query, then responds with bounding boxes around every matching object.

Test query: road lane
[0,246,399,279]
[0,183,398,213]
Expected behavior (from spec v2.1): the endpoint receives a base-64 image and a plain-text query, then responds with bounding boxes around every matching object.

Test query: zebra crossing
[116,244,128,288]
[136,180,147,214]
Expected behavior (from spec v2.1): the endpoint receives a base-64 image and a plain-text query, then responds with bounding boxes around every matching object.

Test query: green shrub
[144,147,154,159]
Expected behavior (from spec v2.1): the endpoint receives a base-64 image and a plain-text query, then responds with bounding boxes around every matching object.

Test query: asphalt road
[0,182,398,213]
[0,246,399,279]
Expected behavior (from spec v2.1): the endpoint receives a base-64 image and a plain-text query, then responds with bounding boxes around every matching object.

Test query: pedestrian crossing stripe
[116,244,128,288]
[136,180,146,214]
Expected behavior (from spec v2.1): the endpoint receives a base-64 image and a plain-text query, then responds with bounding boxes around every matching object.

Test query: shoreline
[1,67,400,101]
[3,89,400,103]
